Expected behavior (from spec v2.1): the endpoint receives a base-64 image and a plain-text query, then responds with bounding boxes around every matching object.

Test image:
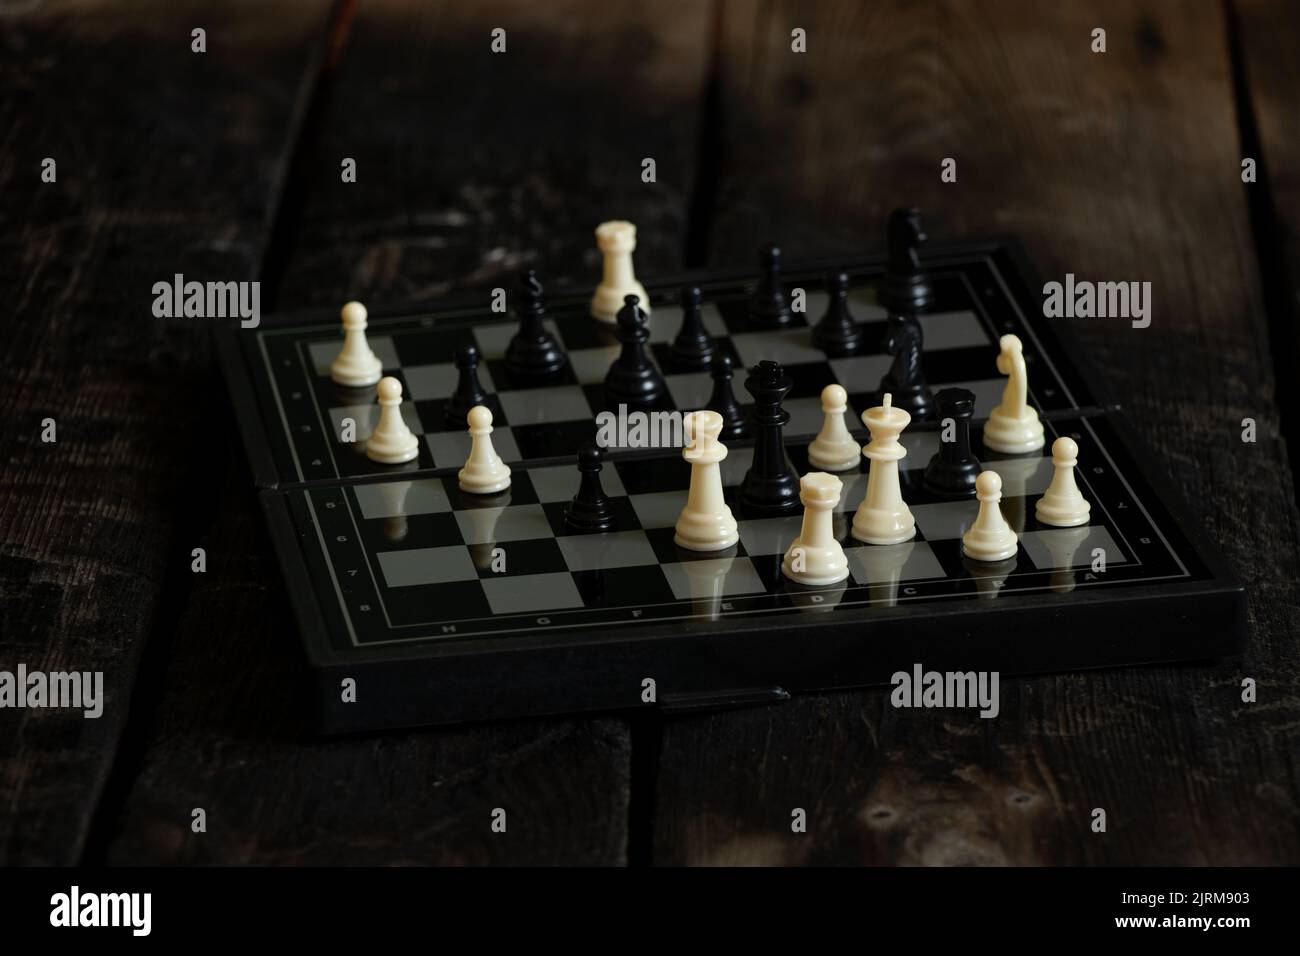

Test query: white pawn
[1036,437,1091,526]
[330,300,383,387]
[852,393,916,545]
[962,471,1019,561]
[674,410,739,551]
[590,220,651,324]
[365,377,419,464]
[782,472,850,586]
[808,384,861,472]
[458,405,511,494]
[983,334,1045,453]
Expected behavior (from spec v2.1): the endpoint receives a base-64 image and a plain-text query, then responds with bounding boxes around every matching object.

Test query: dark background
[2,0,1298,865]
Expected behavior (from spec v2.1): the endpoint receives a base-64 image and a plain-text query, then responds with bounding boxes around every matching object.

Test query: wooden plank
[653,0,1300,865]
[0,1,333,865]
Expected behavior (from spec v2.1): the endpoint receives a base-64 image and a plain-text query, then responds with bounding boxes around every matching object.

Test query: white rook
[674,409,739,551]
[782,472,849,586]
[591,220,650,324]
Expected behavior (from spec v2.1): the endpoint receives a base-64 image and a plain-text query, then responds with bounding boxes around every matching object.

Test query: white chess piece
[590,221,651,324]
[365,377,419,464]
[1035,436,1091,527]
[330,300,383,387]
[983,334,1045,453]
[458,405,512,494]
[807,384,861,472]
[674,410,739,551]
[962,470,1019,561]
[851,393,916,545]
[782,472,850,586]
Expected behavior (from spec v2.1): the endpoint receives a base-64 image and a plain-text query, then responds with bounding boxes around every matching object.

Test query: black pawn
[878,207,933,315]
[564,444,616,533]
[739,360,800,516]
[811,271,862,355]
[706,353,747,441]
[504,270,565,380]
[923,388,981,497]
[747,242,792,328]
[878,313,935,420]
[604,294,666,408]
[445,344,489,427]
[669,285,713,370]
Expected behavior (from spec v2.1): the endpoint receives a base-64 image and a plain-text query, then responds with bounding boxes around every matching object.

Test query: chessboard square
[737,515,805,556]
[498,386,594,426]
[308,336,399,376]
[473,319,562,360]
[329,402,423,441]
[377,545,478,588]
[568,345,623,385]
[661,556,767,600]
[732,330,826,368]
[985,454,1054,495]
[426,427,521,469]
[529,462,627,503]
[557,530,657,571]
[404,362,496,402]
[911,500,978,540]
[920,311,991,350]
[900,430,943,471]
[481,572,585,615]
[455,504,552,545]
[829,355,894,393]
[354,478,450,518]
[946,379,1006,418]
[664,373,712,411]
[629,491,685,529]
[845,540,946,585]
[1021,526,1127,570]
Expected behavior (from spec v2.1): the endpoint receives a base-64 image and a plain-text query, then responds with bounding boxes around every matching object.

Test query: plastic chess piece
[504,270,565,380]
[363,377,419,464]
[675,410,740,551]
[878,313,934,420]
[747,242,792,328]
[811,271,862,355]
[706,353,746,441]
[445,344,490,427]
[591,220,650,324]
[668,285,713,370]
[604,294,666,408]
[983,334,1045,453]
[738,361,801,515]
[962,470,1019,561]
[878,207,932,315]
[923,387,980,497]
[458,405,512,494]
[782,472,850,586]
[851,393,916,544]
[564,444,617,533]
[330,300,383,387]
[807,384,860,472]
[1036,437,1091,526]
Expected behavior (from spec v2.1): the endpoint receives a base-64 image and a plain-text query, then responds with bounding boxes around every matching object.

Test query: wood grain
[652,0,1300,865]
[0,0,334,865]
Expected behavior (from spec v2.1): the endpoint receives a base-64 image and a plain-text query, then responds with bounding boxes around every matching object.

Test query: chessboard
[220,236,1245,732]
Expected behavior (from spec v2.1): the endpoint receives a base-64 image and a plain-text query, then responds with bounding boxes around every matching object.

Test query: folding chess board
[220,237,1245,732]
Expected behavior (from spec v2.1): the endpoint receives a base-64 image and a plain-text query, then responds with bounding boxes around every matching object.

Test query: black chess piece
[878,313,935,420]
[445,344,490,426]
[504,269,565,380]
[923,387,980,497]
[878,207,932,315]
[564,444,617,533]
[747,242,793,328]
[811,271,862,355]
[706,353,747,441]
[669,285,713,370]
[739,360,800,516]
[603,294,666,408]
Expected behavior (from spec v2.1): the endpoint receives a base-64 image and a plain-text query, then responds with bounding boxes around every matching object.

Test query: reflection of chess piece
[461,493,510,570]
[377,480,413,542]
[963,554,1017,600]
[852,394,916,545]
[983,334,1045,454]
[785,576,847,613]
[987,453,1041,534]
[591,221,650,324]
[678,553,736,620]
[1036,526,1091,593]
[852,540,915,606]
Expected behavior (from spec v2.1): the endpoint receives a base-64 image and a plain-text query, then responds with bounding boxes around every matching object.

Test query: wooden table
[3,0,1298,866]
